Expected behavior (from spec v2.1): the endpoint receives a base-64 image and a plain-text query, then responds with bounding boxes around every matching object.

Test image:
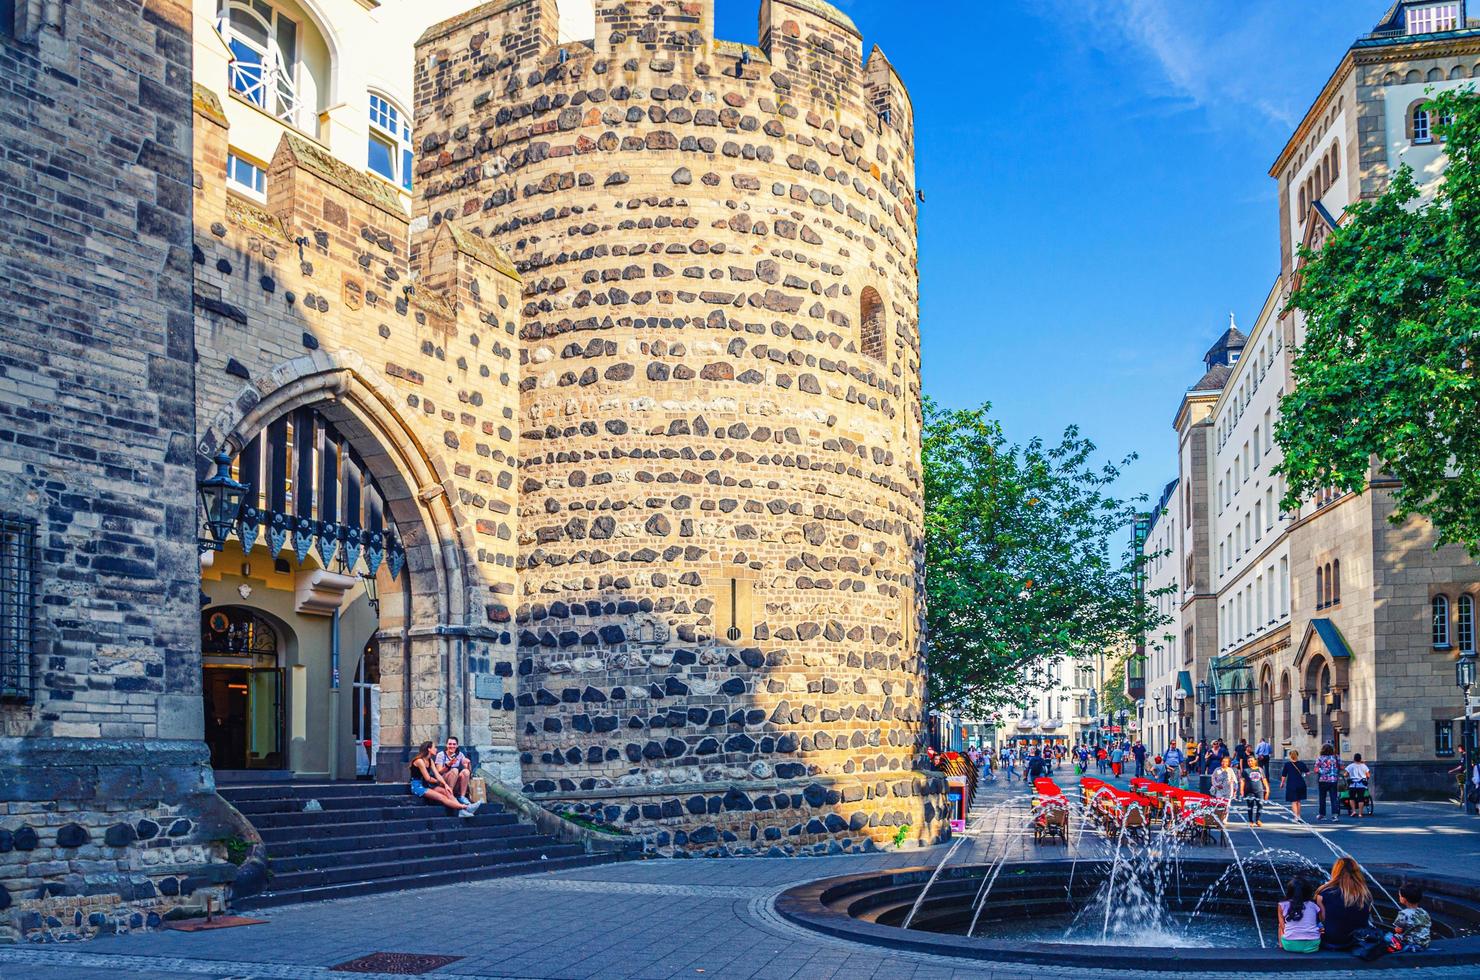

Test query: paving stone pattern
[4,777,1478,978]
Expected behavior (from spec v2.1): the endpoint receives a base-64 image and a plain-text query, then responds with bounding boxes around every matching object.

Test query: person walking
[1110,744,1125,778]
[1344,754,1371,818]
[1282,750,1310,822]
[1234,738,1249,771]
[1255,734,1272,772]
[1315,744,1342,823]
[1243,757,1269,827]
[1164,743,1185,789]
[1211,756,1239,803]
[1132,741,1147,778]
[1004,747,1017,782]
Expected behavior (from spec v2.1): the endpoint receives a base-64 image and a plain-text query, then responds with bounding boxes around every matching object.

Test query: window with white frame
[218,0,301,127]
[369,93,413,191]
[1414,105,1433,143]
[1406,2,1459,34]
[1434,594,1452,648]
[1460,594,1475,653]
[227,151,267,199]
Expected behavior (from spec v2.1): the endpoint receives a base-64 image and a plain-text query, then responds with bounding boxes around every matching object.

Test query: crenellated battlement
[416,0,915,145]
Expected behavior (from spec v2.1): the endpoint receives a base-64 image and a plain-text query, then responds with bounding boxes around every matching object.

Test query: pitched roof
[1189,363,1232,393]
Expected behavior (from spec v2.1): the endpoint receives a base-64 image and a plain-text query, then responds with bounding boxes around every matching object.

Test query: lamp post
[1460,653,1477,813]
[1195,680,1210,744]
[197,451,248,553]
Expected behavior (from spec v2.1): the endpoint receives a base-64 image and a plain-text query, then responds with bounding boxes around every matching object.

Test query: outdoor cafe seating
[1032,778,1068,844]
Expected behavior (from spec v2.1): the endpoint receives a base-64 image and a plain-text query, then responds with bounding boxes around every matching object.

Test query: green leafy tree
[1277,89,1480,553]
[922,399,1170,715]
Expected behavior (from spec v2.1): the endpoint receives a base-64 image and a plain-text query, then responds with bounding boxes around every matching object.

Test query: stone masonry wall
[414,0,944,854]
[0,0,244,940]
[189,84,525,779]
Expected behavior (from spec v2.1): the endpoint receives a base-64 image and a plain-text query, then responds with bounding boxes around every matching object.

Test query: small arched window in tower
[1330,559,1340,605]
[1459,594,1475,653]
[1316,565,1325,608]
[859,287,886,363]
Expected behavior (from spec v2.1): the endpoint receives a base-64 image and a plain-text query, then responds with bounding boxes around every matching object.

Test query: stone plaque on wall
[474,674,503,700]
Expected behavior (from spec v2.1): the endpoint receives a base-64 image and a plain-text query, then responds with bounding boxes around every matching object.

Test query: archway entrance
[200,402,407,779]
[202,606,285,770]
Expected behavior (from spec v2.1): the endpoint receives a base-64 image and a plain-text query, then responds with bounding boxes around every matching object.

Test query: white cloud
[1037,0,1358,131]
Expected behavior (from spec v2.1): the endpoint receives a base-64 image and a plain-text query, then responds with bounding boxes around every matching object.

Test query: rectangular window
[227,151,267,199]
[1459,595,1475,653]
[1436,720,1455,756]
[368,93,413,192]
[1,514,38,704]
[1407,2,1459,34]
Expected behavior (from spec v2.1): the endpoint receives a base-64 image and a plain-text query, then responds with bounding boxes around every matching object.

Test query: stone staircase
[220,781,627,908]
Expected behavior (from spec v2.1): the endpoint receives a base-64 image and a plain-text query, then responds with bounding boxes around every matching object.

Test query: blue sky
[712,0,1381,505]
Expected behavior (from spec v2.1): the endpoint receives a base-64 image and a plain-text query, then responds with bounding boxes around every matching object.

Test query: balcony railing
[228,58,300,129]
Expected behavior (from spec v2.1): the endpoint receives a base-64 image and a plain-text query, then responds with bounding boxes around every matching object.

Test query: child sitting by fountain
[1277,876,1323,953]
[1385,882,1431,953]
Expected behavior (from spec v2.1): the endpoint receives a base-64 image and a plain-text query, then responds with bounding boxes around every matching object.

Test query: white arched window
[218,0,301,126]
[1459,595,1475,653]
[1434,595,1452,648]
[1413,105,1432,143]
[369,93,413,192]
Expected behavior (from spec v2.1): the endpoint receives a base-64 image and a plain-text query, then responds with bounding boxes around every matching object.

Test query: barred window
[1,515,37,703]
[1436,720,1455,757]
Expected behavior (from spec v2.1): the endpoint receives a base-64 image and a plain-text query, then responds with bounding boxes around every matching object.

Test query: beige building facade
[1139,1,1480,796]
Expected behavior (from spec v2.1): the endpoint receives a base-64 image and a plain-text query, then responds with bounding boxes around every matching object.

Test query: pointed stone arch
[198,349,476,779]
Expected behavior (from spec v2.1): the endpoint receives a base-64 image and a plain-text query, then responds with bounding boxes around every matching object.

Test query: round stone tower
[415,0,944,854]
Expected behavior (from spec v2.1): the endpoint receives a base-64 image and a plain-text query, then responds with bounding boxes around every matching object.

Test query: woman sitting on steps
[409,741,482,817]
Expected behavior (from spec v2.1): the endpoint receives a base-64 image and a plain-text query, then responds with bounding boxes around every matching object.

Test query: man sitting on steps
[436,736,474,806]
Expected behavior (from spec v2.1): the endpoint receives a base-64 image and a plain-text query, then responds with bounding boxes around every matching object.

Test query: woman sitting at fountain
[1277,876,1323,953]
[1315,857,1373,950]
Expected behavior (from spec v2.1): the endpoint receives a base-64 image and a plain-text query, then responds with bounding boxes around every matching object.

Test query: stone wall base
[0,738,250,943]
[1371,759,1459,801]
[531,772,949,857]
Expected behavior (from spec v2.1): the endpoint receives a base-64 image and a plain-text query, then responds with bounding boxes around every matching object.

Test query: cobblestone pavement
[3,772,1477,980]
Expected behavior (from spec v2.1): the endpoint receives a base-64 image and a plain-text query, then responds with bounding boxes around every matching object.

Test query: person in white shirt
[1344,754,1371,819]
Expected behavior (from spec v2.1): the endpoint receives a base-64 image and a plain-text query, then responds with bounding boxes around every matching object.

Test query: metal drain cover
[330,952,464,974]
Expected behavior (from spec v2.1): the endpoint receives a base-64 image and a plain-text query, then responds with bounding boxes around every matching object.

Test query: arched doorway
[1318,662,1336,751]
[198,354,473,783]
[202,606,285,770]
[200,401,408,778]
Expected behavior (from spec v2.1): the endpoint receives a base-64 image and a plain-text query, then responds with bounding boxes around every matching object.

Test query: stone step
[254,810,520,844]
[236,853,619,909]
[219,782,417,802]
[264,842,587,892]
[261,821,534,858]
[242,804,505,829]
[230,793,504,816]
[266,833,556,873]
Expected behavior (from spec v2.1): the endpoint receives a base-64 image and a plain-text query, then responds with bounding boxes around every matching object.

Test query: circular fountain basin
[774,860,1480,971]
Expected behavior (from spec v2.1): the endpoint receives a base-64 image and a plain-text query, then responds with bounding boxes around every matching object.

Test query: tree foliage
[922,399,1169,715]
[1278,89,1480,553]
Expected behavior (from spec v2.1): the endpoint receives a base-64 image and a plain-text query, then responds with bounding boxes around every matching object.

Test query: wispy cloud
[1035,0,1371,131]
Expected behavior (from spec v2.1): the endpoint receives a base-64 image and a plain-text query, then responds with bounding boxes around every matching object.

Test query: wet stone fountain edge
[772,862,1480,972]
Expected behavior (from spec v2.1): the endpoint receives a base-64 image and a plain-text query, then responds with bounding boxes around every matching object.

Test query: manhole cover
[330,952,464,975]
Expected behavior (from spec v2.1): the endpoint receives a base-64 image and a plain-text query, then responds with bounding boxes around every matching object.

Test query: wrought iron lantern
[1458,652,1477,693]
[1195,680,1210,706]
[197,452,249,553]
[362,571,380,617]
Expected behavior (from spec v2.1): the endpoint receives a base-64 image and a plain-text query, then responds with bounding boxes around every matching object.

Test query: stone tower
[415,0,943,853]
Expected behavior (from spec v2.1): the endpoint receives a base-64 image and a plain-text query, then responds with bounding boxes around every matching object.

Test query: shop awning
[1176,670,1194,699]
[1210,654,1256,696]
